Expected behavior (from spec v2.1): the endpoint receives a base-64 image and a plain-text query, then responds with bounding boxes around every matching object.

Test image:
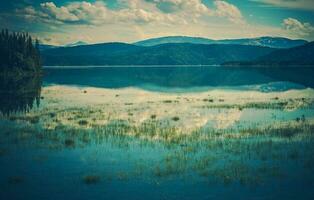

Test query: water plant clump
[2,92,314,187]
[162,100,172,103]
[2,113,314,187]
[83,175,101,184]
[78,120,88,126]
[64,139,75,148]
[172,116,180,121]
[203,98,214,103]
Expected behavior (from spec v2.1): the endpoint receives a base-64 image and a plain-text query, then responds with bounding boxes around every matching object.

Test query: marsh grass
[2,104,314,187]
[9,115,40,124]
[201,99,314,110]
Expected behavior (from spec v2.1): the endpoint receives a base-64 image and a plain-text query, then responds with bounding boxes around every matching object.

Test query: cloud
[214,1,244,24]
[251,0,314,10]
[16,1,183,25]
[17,2,113,25]
[15,0,245,26]
[282,18,314,37]
[11,0,273,45]
[147,0,244,23]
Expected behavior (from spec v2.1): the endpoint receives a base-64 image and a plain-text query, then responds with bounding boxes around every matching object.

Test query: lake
[43,66,314,91]
[1,66,314,200]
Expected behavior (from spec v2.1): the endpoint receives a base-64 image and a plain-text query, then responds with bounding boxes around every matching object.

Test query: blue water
[1,135,314,200]
[43,66,314,92]
[1,66,314,200]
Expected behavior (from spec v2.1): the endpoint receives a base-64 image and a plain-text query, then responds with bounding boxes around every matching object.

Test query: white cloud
[17,0,299,45]
[16,0,245,26]
[40,2,80,22]
[282,18,314,37]
[251,0,314,10]
[17,1,182,25]
[214,1,244,24]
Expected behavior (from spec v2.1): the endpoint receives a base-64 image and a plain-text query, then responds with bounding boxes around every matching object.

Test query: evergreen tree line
[0,29,41,73]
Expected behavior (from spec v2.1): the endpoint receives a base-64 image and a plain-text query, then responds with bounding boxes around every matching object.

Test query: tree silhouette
[0,29,41,73]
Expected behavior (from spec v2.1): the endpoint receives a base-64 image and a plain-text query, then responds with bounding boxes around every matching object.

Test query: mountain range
[133,36,307,49]
[40,36,313,66]
[224,41,314,66]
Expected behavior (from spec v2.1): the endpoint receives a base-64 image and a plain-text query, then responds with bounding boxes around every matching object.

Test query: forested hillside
[41,43,275,66]
[224,41,314,66]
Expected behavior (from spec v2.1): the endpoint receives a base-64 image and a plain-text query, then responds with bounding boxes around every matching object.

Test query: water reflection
[0,75,42,115]
[43,66,314,92]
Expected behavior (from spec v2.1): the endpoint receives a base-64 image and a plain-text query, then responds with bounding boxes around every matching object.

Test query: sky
[0,0,314,45]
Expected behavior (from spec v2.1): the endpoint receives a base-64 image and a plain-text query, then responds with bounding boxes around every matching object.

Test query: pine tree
[0,29,42,74]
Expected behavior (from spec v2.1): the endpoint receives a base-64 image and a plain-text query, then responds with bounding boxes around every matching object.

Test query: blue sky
[1,0,313,45]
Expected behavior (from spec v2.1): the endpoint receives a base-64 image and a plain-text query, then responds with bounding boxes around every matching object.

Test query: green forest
[0,29,41,75]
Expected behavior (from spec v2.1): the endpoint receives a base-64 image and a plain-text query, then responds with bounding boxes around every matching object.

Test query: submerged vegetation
[83,175,101,185]
[0,83,314,191]
[2,112,314,186]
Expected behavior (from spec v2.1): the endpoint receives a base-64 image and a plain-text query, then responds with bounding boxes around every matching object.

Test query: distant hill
[41,43,275,66]
[215,37,307,49]
[134,36,307,49]
[66,41,89,47]
[134,36,214,46]
[224,41,314,66]
[39,41,89,50]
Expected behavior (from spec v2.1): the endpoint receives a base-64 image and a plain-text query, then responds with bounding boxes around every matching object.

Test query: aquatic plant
[78,120,88,126]
[172,116,180,121]
[162,100,172,103]
[83,175,101,184]
[64,139,75,148]
[203,98,214,103]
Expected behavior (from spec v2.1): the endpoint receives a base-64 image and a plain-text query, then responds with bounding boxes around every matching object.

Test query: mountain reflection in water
[43,66,314,92]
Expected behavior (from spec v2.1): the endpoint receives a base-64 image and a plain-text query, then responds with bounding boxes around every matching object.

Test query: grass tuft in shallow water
[64,139,75,148]
[172,116,180,121]
[78,120,88,126]
[83,175,101,184]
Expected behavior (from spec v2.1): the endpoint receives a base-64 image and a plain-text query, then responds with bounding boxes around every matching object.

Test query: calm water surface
[43,66,314,91]
[1,66,314,200]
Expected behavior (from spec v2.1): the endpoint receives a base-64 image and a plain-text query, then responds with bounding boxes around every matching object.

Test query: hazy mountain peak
[66,41,89,47]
